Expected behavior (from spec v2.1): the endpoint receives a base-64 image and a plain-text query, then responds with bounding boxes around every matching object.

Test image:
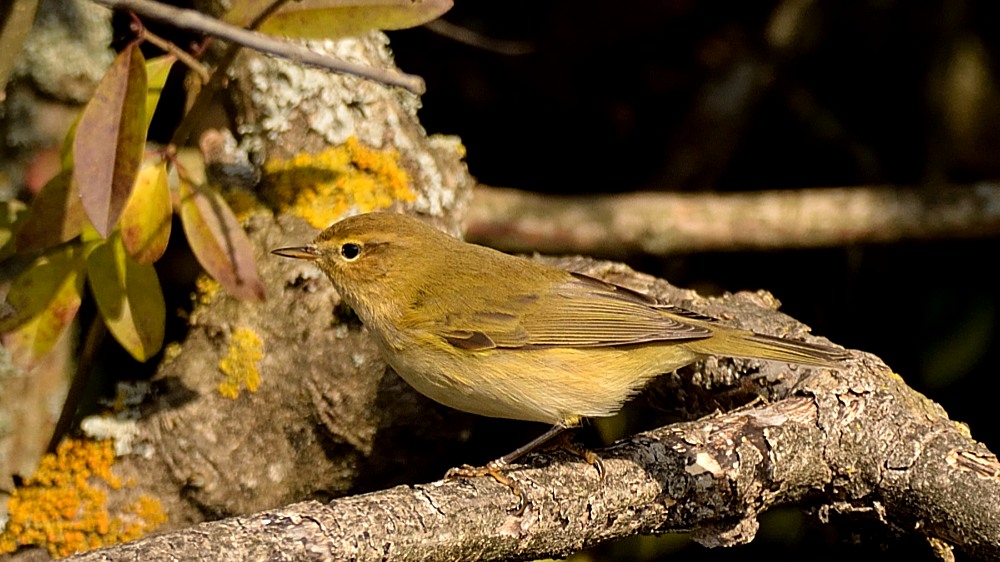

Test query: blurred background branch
[466,183,1000,257]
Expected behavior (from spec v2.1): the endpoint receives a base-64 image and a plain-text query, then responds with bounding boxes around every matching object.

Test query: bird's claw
[445,461,528,515]
[553,433,606,479]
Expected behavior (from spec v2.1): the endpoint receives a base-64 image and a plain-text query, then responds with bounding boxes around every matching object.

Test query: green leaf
[225,0,453,40]
[87,233,165,361]
[73,42,148,238]
[179,180,265,302]
[120,158,172,264]
[61,116,79,170]
[0,245,85,369]
[14,170,86,252]
[144,55,176,132]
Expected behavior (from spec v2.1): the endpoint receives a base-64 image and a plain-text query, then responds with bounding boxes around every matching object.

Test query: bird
[273,212,846,503]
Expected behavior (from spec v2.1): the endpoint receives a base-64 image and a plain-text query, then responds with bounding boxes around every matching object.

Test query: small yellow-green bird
[274,212,845,478]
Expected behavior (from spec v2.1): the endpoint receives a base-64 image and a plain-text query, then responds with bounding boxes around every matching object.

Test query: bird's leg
[446,423,567,513]
[447,423,569,477]
[498,422,572,466]
[446,421,604,513]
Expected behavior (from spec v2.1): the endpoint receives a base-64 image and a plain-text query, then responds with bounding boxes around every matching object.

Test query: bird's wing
[437,273,714,351]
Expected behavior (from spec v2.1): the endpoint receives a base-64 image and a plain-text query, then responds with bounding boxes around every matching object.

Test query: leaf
[15,110,86,253]
[120,158,172,264]
[224,0,453,40]
[73,42,148,238]
[0,245,85,369]
[179,180,265,302]
[144,55,176,132]
[87,233,165,361]
[60,116,79,170]
[14,170,86,252]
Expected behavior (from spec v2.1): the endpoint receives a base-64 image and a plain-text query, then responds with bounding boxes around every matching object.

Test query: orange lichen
[0,439,167,558]
[217,326,264,399]
[262,135,414,228]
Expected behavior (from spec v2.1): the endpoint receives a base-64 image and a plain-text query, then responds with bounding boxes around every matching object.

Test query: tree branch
[87,0,426,94]
[465,183,1000,257]
[65,337,1000,560]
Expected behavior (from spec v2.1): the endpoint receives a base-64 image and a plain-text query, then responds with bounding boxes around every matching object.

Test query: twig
[167,0,294,147]
[88,0,426,94]
[132,19,211,83]
[423,19,534,56]
[465,183,1000,257]
[46,318,106,453]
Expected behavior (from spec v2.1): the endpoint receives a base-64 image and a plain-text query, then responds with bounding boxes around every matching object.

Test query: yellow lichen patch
[0,439,167,558]
[222,188,264,222]
[193,274,221,306]
[218,326,264,399]
[262,136,414,229]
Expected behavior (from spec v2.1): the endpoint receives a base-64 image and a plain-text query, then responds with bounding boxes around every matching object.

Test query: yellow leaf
[0,246,85,369]
[145,55,176,132]
[225,0,453,40]
[87,234,165,361]
[120,158,172,264]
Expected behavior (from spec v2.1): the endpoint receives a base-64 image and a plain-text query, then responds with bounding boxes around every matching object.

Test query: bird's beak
[272,245,321,260]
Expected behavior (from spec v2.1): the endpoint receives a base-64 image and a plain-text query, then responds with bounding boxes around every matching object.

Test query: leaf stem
[46,318,107,454]
[166,0,294,148]
[133,17,212,83]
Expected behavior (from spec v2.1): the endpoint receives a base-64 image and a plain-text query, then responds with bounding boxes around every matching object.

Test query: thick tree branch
[65,326,1000,560]
[87,0,426,94]
[465,183,1000,257]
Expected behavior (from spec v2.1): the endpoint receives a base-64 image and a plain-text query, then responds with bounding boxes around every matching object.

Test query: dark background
[387,2,1000,560]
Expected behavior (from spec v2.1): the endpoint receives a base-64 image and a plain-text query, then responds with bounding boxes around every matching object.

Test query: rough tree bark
[66,257,1000,561]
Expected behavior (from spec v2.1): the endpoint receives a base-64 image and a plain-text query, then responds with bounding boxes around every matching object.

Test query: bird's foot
[445,460,528,514]
[551,432,606,479]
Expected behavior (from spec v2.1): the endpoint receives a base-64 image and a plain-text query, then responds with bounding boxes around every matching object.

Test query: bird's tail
[687,327,848,368]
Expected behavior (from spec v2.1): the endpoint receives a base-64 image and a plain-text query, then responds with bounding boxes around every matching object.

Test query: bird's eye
[340,243,362,261]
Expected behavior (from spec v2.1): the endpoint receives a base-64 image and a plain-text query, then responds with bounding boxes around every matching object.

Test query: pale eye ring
[340,243,362,261]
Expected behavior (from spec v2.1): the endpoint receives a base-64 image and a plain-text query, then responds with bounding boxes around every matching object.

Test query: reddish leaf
[0,246,85,369]
[87,234,165,361]
[179,180,265,302]
[73,42,147,237]
[225,0,453,39]
[120,159,171,264]
[14,170,86,252]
